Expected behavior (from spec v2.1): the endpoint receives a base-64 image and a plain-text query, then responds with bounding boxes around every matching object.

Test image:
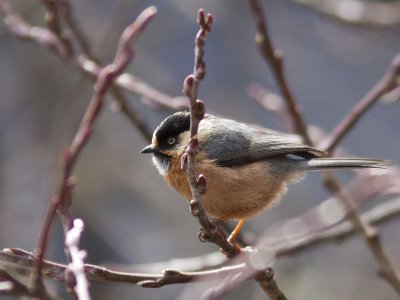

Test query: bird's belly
[164,158,289,221]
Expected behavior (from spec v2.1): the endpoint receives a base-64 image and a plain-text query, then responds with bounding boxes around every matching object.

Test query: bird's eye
[167,137,176,145]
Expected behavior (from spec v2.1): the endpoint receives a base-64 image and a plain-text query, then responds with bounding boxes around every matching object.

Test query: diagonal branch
[321,54,400,153]
[0,1,185,114]
[32,6,157,295]
[248,0,312,146]
[248,0,400,296]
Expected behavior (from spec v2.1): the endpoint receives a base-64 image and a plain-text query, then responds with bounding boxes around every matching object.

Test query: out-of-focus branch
[65,219,91,300]
[0,1,186,114]
[0,268,40,298]
[248,82,292,132]
[40,0,74,57]
[32,6,157,295]
[321,54,400,153]
[2,194,400,289]
[275,196,400,257]
[248,0,312,146]
[248,0,400,296]
[293,0,400,26]
[322,173,400,295]
[0,249,249,288]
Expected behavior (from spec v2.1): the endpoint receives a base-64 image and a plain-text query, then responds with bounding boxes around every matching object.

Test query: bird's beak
[141,145,159,154]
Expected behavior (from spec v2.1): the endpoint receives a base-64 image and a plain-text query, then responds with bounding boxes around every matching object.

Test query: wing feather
[200,115,324,167]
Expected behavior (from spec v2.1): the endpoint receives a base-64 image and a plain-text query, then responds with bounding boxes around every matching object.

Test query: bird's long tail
[299,158,392,171]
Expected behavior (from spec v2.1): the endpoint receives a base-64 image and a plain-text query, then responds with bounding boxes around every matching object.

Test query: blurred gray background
[1,0,400,299]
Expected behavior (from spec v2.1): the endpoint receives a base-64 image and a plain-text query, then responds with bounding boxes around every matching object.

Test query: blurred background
[1,0,400,299]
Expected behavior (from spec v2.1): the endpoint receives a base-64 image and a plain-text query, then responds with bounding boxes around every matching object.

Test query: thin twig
[40,0,74,57]
[180,9,286,300]
[0,1,185,112]
[2,195,400,288]
[248,0,400,296]
[181,9,239,258]
[294,0,400,26]
[32,5,157,294]
[248,0,312,146]
[322,174,400,294]
[321,54,400,153]
[65,219,91,300]
[0,249,247,287]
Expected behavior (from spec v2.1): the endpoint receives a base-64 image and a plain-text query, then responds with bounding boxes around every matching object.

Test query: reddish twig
[0,1,185,114]
[0,248,247,287]
[248,0,400,296]
[321,54,400,153]
[180,9,286,300]
[2,194,400,289]
[181,9,239,258]
[40,0,74,57]
[32,6,157,294]
[248,0,312,146]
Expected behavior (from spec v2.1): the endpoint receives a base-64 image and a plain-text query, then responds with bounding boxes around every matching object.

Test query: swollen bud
[197,174,207,195]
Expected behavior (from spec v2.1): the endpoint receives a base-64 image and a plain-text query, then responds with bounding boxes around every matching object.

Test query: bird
[141,112,391,245]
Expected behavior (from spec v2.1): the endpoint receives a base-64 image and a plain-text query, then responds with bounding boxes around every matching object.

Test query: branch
[0,1,185,113]
[2,194,400,291]
[293,0,400,26]
[248,0,400,296]
[321,54,400,153]
[322,173,400,294]
[0,249,249,288]
[65,219,91,300]
[248,82,292,132]
[180,9,239,258]
[274,196,400,257]
[32,5,157,294]
[248,0,312,145]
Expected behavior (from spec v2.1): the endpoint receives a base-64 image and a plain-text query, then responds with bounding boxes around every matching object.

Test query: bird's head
[141,112,191,175]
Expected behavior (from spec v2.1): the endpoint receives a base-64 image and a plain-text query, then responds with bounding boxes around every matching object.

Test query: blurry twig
[248,0,312,146]
[248,0,400,296]
[248,82,292,132]
[0,249,249,288]
[293,0,400,26]
[1,194,400,289]
[40,0,74,57]
[32,6,157,295]
[65,219,91,300]
[321,55,400,153]
[0,268,40,298]
[0,1,186,116]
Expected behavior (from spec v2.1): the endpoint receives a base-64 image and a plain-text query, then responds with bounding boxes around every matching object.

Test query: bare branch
[180,9,239,258]
[32,6,157,294]
[321,54,400,153]
[65,219,91,300]
[248,0,400,295]
[0,1,185,113]
[294,0,400,26]
[248,0,312,145]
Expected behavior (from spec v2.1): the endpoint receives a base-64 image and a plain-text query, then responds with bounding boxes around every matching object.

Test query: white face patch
[152,155,169,176]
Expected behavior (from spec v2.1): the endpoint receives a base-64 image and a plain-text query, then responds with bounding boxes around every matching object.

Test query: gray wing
[200,115,324,167]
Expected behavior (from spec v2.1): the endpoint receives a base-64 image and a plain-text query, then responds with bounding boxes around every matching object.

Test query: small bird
[141,112,391,244]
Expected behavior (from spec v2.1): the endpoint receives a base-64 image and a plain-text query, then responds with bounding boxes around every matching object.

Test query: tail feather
[299,158,392,171]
